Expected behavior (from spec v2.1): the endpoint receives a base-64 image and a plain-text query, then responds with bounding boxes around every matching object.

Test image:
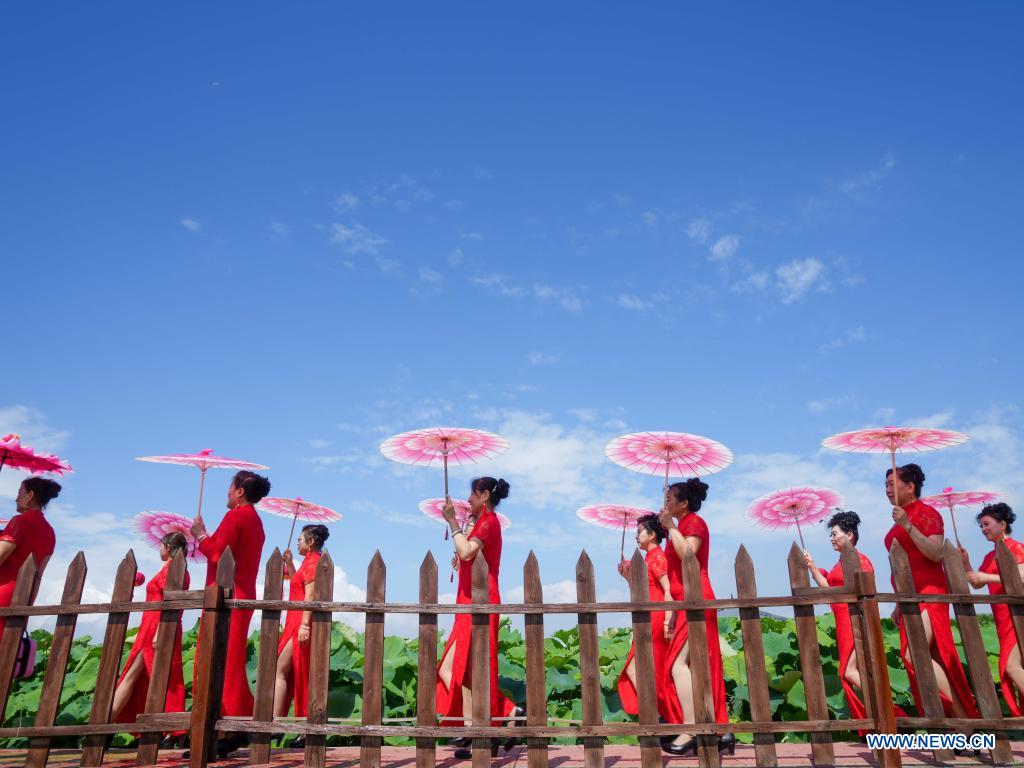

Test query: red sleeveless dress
[436,509,516,725]
[277,551,321,717]
[617,545,670,716]
[980,537,1024,715]
[662,513,728,724]
[884,500,979,718]
[116,561,190,730]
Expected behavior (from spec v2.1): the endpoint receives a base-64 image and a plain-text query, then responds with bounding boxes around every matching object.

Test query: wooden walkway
[0,744,1016,767]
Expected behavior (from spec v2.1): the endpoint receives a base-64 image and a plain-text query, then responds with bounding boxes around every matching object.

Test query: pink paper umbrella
[822,426,969,506]
[132,511,204,561]
[419,498,511,582]
[921,487,1001,546]
[577,504,659,559]
[136,448,269,518]
[0,434,73,476]
[257,496,342,552]
[380,427,509,497]
[748,487,844,549]
[605,431,733,488]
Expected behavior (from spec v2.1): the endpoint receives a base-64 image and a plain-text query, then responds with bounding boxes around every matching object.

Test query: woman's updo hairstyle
[232,470,271,503]
[637,513,666,544]
[20,477,61,508]
[161,531,189,559]
[302,524,330,551]
[885,463,925,498]
[472,477,510,508]
[668,477,709,512]
[978,502,1015,535]
[826,509,861,545]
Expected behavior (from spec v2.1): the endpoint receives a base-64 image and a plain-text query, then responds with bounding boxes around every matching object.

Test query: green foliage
[0,614,1009,748]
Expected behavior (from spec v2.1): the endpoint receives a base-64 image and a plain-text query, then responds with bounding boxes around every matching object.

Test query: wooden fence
[2,538,1024,768]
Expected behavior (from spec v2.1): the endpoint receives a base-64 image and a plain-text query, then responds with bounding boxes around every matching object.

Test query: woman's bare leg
[274,640,295,718]
[438,641,475,725]
[921,610,968,719]
[625,657,637,691]
[1004,645,1024,706]
[670,640,694,746]
[111,652,145,720]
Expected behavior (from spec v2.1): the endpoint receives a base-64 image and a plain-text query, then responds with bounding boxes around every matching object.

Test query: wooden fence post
[942,541,1013,763]
[680,545,720,768]
[838,546,872,723]
[576,552,604,768]
[470,554,491,768]
[626,549,661,768]
[0,558,37,718]
[304,551,334,768]
[250,548,283,765]
[361,551,386,768]
[995,540,1024,662]
[136,551,188,765]
[189,549,235,768]
[416,553,438,768]
[523,552,548,768]
[734,545,777,767]
[81,550,139,766]
[786,543,834,767]
[26,552,87,768]
[888,540,954,762]
[853,570,900,768]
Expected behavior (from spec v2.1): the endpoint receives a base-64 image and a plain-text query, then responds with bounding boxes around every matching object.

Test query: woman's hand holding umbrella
[190,514,207,542]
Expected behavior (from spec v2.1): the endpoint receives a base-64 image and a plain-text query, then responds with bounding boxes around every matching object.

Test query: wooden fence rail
[3,540,1024,767]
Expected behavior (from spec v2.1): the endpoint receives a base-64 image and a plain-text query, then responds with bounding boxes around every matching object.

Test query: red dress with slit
[197,503,265,717]
[980,537,1024,716]
[662,513,728,724]
[884,500,980,718]
[436,509,515,725]
[617,545,670,716]
[277,551,321,717]
[0,509,56,633]
[116,562,191,729]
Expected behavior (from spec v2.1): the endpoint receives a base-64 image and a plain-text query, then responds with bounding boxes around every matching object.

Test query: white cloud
[335,193,360,212]
[269,221,290,239]
[461,231,483,242]
[307,438,331,449]
[615,293,652,311]
[533,284,583,313]
[527,352,559,366]
[776,257,829,303]
[841,152,896,196]
[687,217,711,245]
[818,326,868,354]
[473,164,493,180]
[447,248,464,267]
[330,223,388,256]
[709,234,741,262]
[806,395,859,414]
[470,274,524,299]
[641,211,658,226]
[731,271,769,295]
[180,218,201,233]
[418,266,444,285]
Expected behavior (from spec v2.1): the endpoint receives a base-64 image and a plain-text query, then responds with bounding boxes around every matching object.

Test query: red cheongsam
[618,545,671,717]
[277,551,321,717]
[0,509,56,633]
[980,537,1024,715]
[436,509,516,725]
[197,503,266,717]
[116,561,191,731]
[884,499,980,718]
[662,513,728,724]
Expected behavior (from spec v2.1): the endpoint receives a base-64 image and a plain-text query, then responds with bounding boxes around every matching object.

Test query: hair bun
[494,478,510,500]
[687,477,709,502]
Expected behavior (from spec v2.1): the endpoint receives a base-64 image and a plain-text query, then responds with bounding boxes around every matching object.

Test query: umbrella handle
[285,507,299,553]
[444,452,449,499]
[620,513,627,560]
[949,504,962,547]
[197,467,207,519]
[0,449,7,474]
[795,519,806,550]
[890,450,900,508]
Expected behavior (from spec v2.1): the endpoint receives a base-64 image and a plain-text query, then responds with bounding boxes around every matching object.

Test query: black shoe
[501,706,526,751]
[454,741,500,759]
[159,734,187,750]
[292,735,306,749]
[662,737,697,756]
[449,736,472,748]
[718,733,737,756]
[216,733,248,758]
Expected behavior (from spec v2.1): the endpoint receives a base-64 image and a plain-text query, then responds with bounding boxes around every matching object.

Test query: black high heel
[453,741,500,759]
[662,736,697,756]
[718,733,737,755]
[501,705,526,751]
[158,734,187,749]
[216,732,248,758]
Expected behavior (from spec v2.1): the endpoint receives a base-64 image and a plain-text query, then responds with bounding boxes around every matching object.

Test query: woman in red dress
[437,477,522,760]
[0,477,60,631]
[617,514,673,719]
[659,478,732,756]
[273,523,329,744]
[960,503,1024,715]
[804,510,908,734]
[111,532,191,747]
[190,470,269,758]
[883,463,979,718]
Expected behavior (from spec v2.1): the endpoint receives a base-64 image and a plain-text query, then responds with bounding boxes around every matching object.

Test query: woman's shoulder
[680,513,708,536]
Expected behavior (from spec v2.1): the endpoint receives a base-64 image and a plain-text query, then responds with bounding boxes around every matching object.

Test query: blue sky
[2,3,1023,636]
